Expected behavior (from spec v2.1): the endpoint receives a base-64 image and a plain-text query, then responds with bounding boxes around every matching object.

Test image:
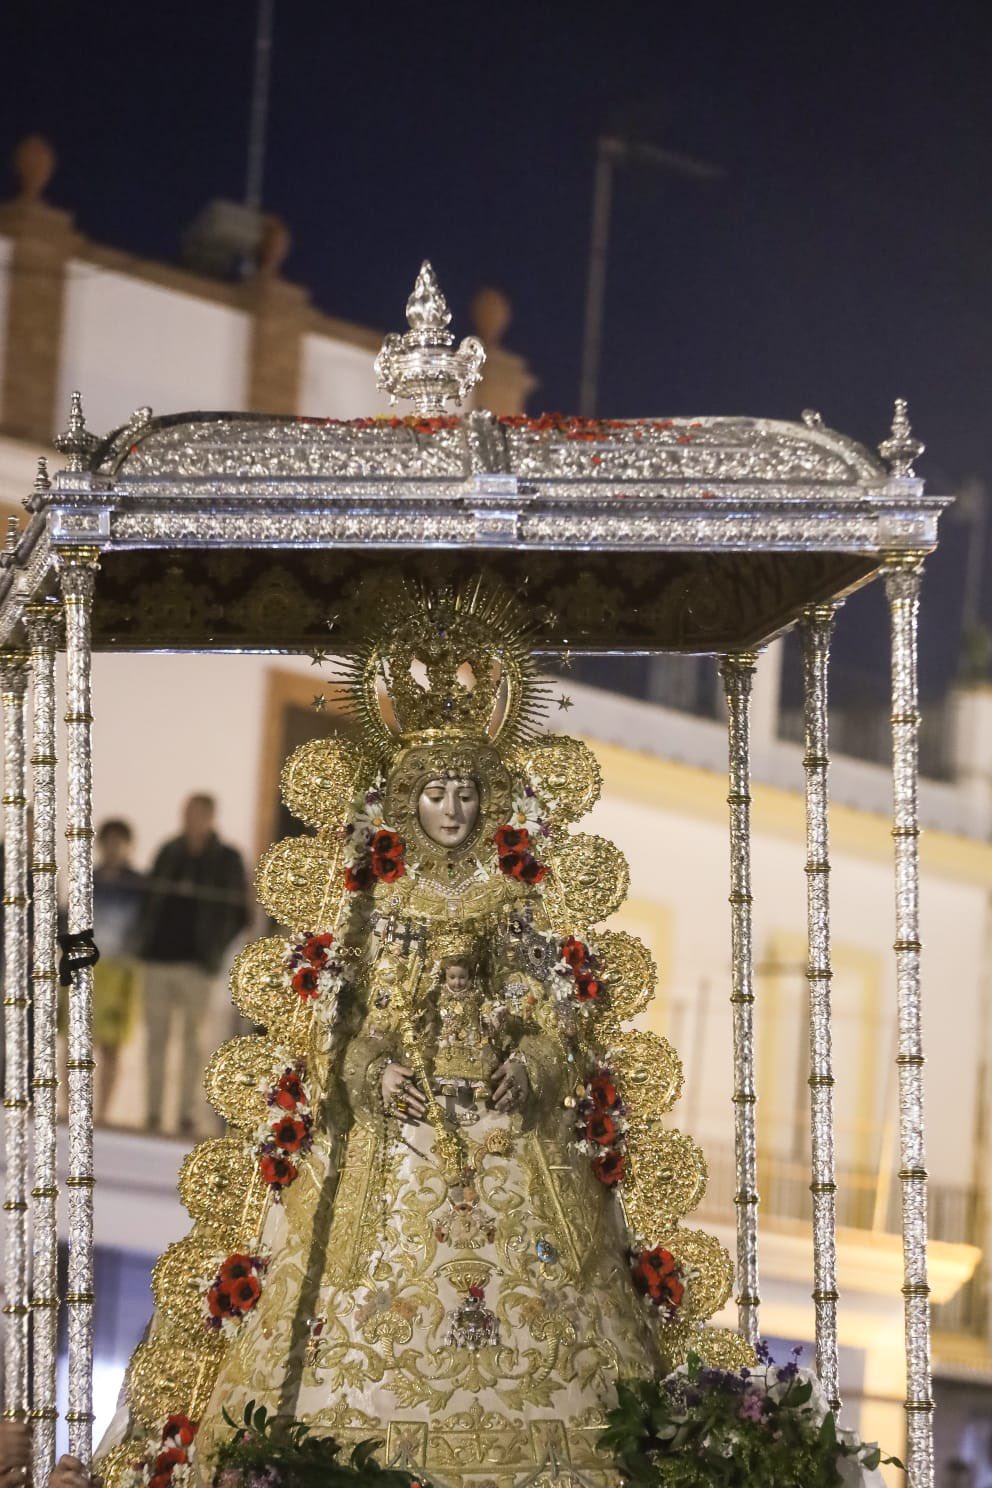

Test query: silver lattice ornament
[374,261,485,415]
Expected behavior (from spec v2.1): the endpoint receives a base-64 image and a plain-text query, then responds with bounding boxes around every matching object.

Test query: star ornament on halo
[312,693,327,713]
[309,648,328,667]
[556,694,574,712]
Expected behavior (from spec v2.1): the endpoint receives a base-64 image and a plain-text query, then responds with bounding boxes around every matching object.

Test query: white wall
[299,332,394,419]
[90,651,292,869]
[58,262,250,435]
[582,781,985,1194]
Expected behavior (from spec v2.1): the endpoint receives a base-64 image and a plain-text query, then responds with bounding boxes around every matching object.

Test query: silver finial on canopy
[0,515,19,565]
[374,260,485,415]
[879,397,925,477]
[24,457,50,513]
[54,391,99,473]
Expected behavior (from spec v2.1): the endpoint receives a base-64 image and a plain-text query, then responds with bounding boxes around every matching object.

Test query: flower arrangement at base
[256,1064,313,1200]
[282,933,349,1022]
[598,1347,902,1488]
[212,1399,426,1488]
[202,1253,268,1335]
[122,1414,198,1488]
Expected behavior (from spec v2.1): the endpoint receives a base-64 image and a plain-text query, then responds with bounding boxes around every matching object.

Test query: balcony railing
[692,1141,986,1337]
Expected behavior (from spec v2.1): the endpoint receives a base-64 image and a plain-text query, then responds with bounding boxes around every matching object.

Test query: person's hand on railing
[49,1455,101,1488]
[0,1423,31,1485]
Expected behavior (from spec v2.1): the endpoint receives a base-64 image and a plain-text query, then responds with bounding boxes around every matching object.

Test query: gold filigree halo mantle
[335,576,553,763]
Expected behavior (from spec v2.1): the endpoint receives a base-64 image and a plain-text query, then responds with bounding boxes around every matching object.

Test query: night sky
[4,0,992,700]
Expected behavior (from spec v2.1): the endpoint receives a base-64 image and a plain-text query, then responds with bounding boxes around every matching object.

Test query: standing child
[91,819,144,1125]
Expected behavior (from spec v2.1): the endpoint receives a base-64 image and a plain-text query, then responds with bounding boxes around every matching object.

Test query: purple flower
[739,1393,765,1422]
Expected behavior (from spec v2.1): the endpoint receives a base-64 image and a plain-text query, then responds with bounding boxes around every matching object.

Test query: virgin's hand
[0,1423,30,1485]
[491,1060,529,1113]
[380,1062,427,1122]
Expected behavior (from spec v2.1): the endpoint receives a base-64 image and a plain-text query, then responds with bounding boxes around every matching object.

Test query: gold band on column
[883,554,933,1488]
[800,603,841,1412]
[58,550,100,1464]
[719,651,760,1348]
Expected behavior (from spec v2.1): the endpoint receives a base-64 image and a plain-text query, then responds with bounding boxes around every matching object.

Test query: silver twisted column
[719,652,760,1347]
[1,653,31,1421]
[883,557,933,1488]
[26,600,62,1478]
[800,605,840,1411]
[59,550,100,1464]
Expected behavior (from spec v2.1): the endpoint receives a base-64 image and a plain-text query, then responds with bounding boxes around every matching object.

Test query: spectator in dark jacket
[138,794,249,1134]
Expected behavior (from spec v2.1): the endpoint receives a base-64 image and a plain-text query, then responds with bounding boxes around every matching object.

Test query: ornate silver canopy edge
[86,408,887,486]
[373,261,485,414]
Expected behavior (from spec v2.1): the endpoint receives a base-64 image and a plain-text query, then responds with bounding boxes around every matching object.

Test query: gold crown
[431,926,481,965]
[338,577,551,760]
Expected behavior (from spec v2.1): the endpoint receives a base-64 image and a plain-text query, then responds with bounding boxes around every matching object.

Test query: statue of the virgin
[100,579,745,1488]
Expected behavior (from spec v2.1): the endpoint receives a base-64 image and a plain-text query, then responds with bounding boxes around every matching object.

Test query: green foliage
[597,1354,904,1488]
[213,1400,423,1488]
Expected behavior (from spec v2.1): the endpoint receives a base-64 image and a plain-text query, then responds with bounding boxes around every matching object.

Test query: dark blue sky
[4,0,991,696]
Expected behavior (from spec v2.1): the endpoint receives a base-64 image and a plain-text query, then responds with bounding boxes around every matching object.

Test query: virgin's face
[417,776,480,848]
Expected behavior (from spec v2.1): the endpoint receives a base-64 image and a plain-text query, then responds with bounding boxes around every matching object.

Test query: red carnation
[260,1153,298,1187]
[272,1089,298,1111]
[575,975,601,1001]
[276,1070,306,1105]
[228,1274,261,1312]
[207,1283,238,1318]
[163,1415,197,1447]
[561,936,589,970]
[590,1074,618,1109]
[371,829,402,857]
[344,859,376,893]
[370,829,405,884]
[218,1253,254,1283]
[585,1112,617,1147]
[631,1247,684,1310]
[495,825,530,854]
[153,1449,187,1473]
[665,1275,686,1309]
[302,932,333,964]
[513,854,546,885]
[292,965,320,1001]
[593,1150,626,1187]
[271,1115,308,1153]
[498,848,526,877]
[148,1474,171,1488]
